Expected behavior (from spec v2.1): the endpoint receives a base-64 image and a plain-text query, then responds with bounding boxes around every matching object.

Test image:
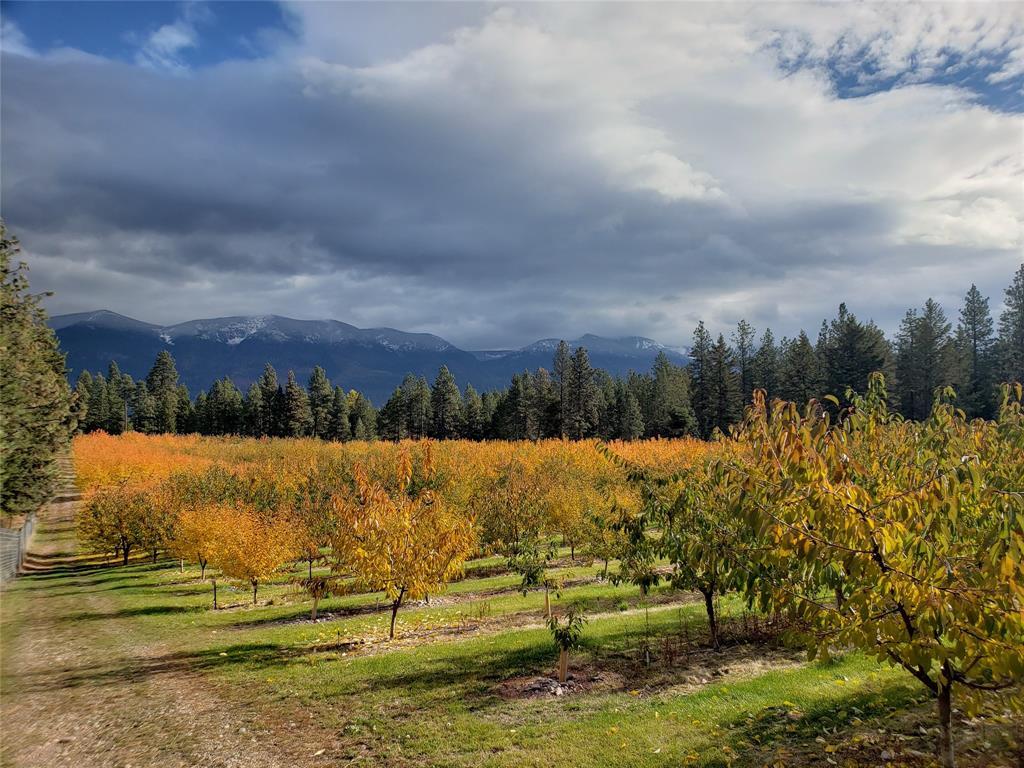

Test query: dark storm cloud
[1,2,1021,349]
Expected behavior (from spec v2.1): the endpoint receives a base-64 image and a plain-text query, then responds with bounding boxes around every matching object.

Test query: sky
[1,1,1022,350]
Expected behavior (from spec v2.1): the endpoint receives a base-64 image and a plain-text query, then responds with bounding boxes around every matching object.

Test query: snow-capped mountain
[51,311,689,404]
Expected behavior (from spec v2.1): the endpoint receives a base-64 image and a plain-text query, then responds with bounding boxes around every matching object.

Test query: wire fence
[0,512,37,584]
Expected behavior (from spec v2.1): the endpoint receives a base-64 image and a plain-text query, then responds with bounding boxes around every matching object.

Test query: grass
[2,523,1020,767]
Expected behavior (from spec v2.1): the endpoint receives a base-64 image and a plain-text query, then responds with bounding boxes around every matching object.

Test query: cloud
[134,2,213,71]
[1,2,1022,349]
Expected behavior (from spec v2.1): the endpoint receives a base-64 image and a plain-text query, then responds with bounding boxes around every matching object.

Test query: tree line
[74,264,1024,441]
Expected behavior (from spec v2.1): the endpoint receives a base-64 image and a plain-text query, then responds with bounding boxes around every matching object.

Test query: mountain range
[50,310,690,404]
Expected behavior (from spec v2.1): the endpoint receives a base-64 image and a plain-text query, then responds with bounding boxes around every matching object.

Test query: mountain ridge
[50,310,690,404]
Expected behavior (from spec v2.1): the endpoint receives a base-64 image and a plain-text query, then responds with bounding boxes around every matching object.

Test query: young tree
[78,483,151,566]
[209,504,297,605]
[548,606,587,684]
[331,447,475,639]
[732,377,1024,767]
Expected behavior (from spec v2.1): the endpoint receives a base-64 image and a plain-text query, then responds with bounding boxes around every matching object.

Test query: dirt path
[0,479,307,768]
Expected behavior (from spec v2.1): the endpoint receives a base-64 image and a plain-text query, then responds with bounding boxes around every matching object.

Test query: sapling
[547,606,587,684]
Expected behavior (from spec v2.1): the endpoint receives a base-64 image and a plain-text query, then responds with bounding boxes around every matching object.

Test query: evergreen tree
[87,373,110,433]
[282,371,312,437]
[532,368,559,438]
[378,387,407,441]
[778,332,821,407]
[206,377,243,434]
[0,226,74,520]
[257,364,281,437]
[105,361,128,434]
[461,384,484,439]
[327,386,351,441]
[732,319,756,403]
[175,385,195,434]
[819,304,891,405]
[307,366,333,438]
[996,264,1024,385]
[74,371,93,433]
[243,382,265,436]
[894,299,957,421]
[347,391,377,440]
[565,347,599,439]
[145,350,181,433]
[955,284,996,418]
[194,391,210,434]
[647,351,694,436]
[708,334,741,434]
[132,384,157,434]
[396,374,431,438]
[614,380,644,440]
[751,328,779,399]
[689,322,715,438]
[552,340,571,437]
[430,366,463,439]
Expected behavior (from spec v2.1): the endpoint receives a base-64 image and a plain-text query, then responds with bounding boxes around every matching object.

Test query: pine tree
[145,350,181,433]
[895,299,957,420]
[751,328,779,399]
[461,384,484,439]
[430,366,463,439]
[732,319,756,403]
[194,391,211,434]
[397,375,431,439]
[132,385,157,434]
[819,304,891,405]
[615,380,644,440]
[348,391,377,440]
[88,373,111,432]
[0,226,74,521]
[257,364,281,437]
[778,332,821,407]
[955,284,996,418]
[996,263,1024,385]
[552,340,571,437]
[282,371,312,437]
[647,351,694,436]
[307,366,333,438]
[689,322,715,438]
[105,361,128,434]
[708,334,741,434]
[74,371,93,433]
[532,368,559,438]
[378,387,407,441]
[175,385,195,433]
[565,347,599,439]
[243,382,265,436]
[327,386,351,441]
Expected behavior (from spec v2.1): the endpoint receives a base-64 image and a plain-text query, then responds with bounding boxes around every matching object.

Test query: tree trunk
[179,558,184,573]
[212,578,218,610]
[252,580,258,606]
[200,560,207,581]
[570,543,575,561]
[937,674,955,768]
[558,648,569,683]
[389,588,406,640]
[311,597,319,621]
[702,588,720,650]
[122,545,130,567]
[152,548,158,563]
[308,559,313,580]
[834,586,845,610]
[602,559,609,579]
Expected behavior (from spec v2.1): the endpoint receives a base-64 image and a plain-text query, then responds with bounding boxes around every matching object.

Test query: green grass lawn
[3,537,1020,768]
